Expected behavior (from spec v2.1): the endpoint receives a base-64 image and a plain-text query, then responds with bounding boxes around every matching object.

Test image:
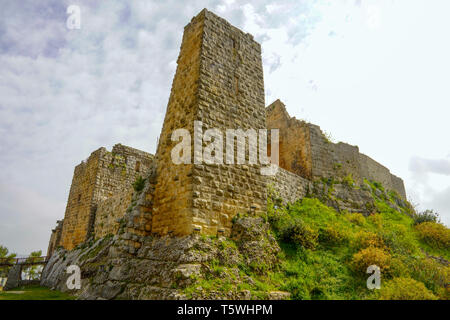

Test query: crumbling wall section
[58,144,154,251]
[93,144,154,203]
[266,100,312,180]
[47,220,63,258]
[391,174,407,199]
[266,101,406,199]
[309,125,362,183]
[268,167,312,204]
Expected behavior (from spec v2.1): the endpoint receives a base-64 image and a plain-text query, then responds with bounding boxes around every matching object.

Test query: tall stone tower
[152,9,267,237]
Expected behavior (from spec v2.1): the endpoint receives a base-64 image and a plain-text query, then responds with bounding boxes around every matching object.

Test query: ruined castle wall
[59,148,104,250]
[93,189,133,239]
[391,174,407,199]
[152,9,267,237]
[332,142,364,183]
[309,126,406,197]
[47,220,63,258]
[193,10,267,235]
[47,231,57,258]
[59,145,154,250]
[268,167,312,204]
[93,144,154,203]
[269,103,406,199]
[266,100,312,180]
[92,145,154,239]
[309,125,406,198]
[309,125,361,182]
[359,153,392,189]
[359,153,406,198]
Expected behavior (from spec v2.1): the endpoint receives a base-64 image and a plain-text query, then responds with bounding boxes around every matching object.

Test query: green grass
[0,285,75,300]
[256,181,450,300]
[182,183,449,300]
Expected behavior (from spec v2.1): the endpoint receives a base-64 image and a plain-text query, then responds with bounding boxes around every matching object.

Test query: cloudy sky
[1,0,449,255]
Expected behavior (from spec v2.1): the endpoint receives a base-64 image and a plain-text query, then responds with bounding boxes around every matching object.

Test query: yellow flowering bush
[351,247,391,274]
[380,277,438,300]
[353,231,385,250]
[415,222,450,249]
[345,212,366,226]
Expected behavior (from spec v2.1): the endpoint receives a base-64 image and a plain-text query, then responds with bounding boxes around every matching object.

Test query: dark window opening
[135,161,141,172]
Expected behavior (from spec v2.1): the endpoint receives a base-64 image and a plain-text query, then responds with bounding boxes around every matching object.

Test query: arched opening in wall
[77,194,81,203]
[135,161,141,172]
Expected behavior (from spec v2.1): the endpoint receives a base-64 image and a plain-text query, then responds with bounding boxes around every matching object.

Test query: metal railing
[0,256,49,266]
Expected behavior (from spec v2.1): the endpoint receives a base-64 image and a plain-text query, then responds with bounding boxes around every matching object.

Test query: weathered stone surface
[41,211,281,300]
[268,167,312,205]
[151,8,267,238]
[268,291,291,300]
[231,216,279,271]
[52,144,154,253]
[267,100,406,199]
[310,181,375,216]
[4,264,22,291]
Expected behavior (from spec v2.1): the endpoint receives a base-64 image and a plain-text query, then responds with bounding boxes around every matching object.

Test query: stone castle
[47,9,406,258]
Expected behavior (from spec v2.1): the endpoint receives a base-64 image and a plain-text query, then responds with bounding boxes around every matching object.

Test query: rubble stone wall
[266,100,312,180]
[47,220,64,258]
[152,9,267,237]
[267,101,406,198]
[58,144,154,251]
[268,167,311,204]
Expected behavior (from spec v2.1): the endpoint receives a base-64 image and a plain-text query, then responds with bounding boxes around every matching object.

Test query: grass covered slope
[0,285,75,300]
[263,180,449,300]
[186,180,449,300]
[37,178,448,300]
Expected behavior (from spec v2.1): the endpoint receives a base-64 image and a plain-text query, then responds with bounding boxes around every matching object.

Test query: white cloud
[409,156,450,226]
[410,157,450,178]
[1,0,450,254]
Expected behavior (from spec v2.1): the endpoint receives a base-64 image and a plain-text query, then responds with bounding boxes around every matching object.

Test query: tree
[0,245,16,277]
[23,250,43,280]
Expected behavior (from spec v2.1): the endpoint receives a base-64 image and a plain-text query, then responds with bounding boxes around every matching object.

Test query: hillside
[180,180,449,300]
[244,182,448,299]
[41,178,449,300]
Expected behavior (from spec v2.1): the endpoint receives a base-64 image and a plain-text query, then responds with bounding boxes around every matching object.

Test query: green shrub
[372,181,384,192]
[280,218,319,250]
[380,223,419,255]
[342,174,355,188]
[319,225,350,246]
[264,193,448,300]
[353,231,384,250]
[406,256,450,298]
[413,209,440,225]
[367,214,383,229]
[415,222,450,249]
[351,247,391,274]
[133,176,146,192]
[345,212,365,226]
[380,277,438,300]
